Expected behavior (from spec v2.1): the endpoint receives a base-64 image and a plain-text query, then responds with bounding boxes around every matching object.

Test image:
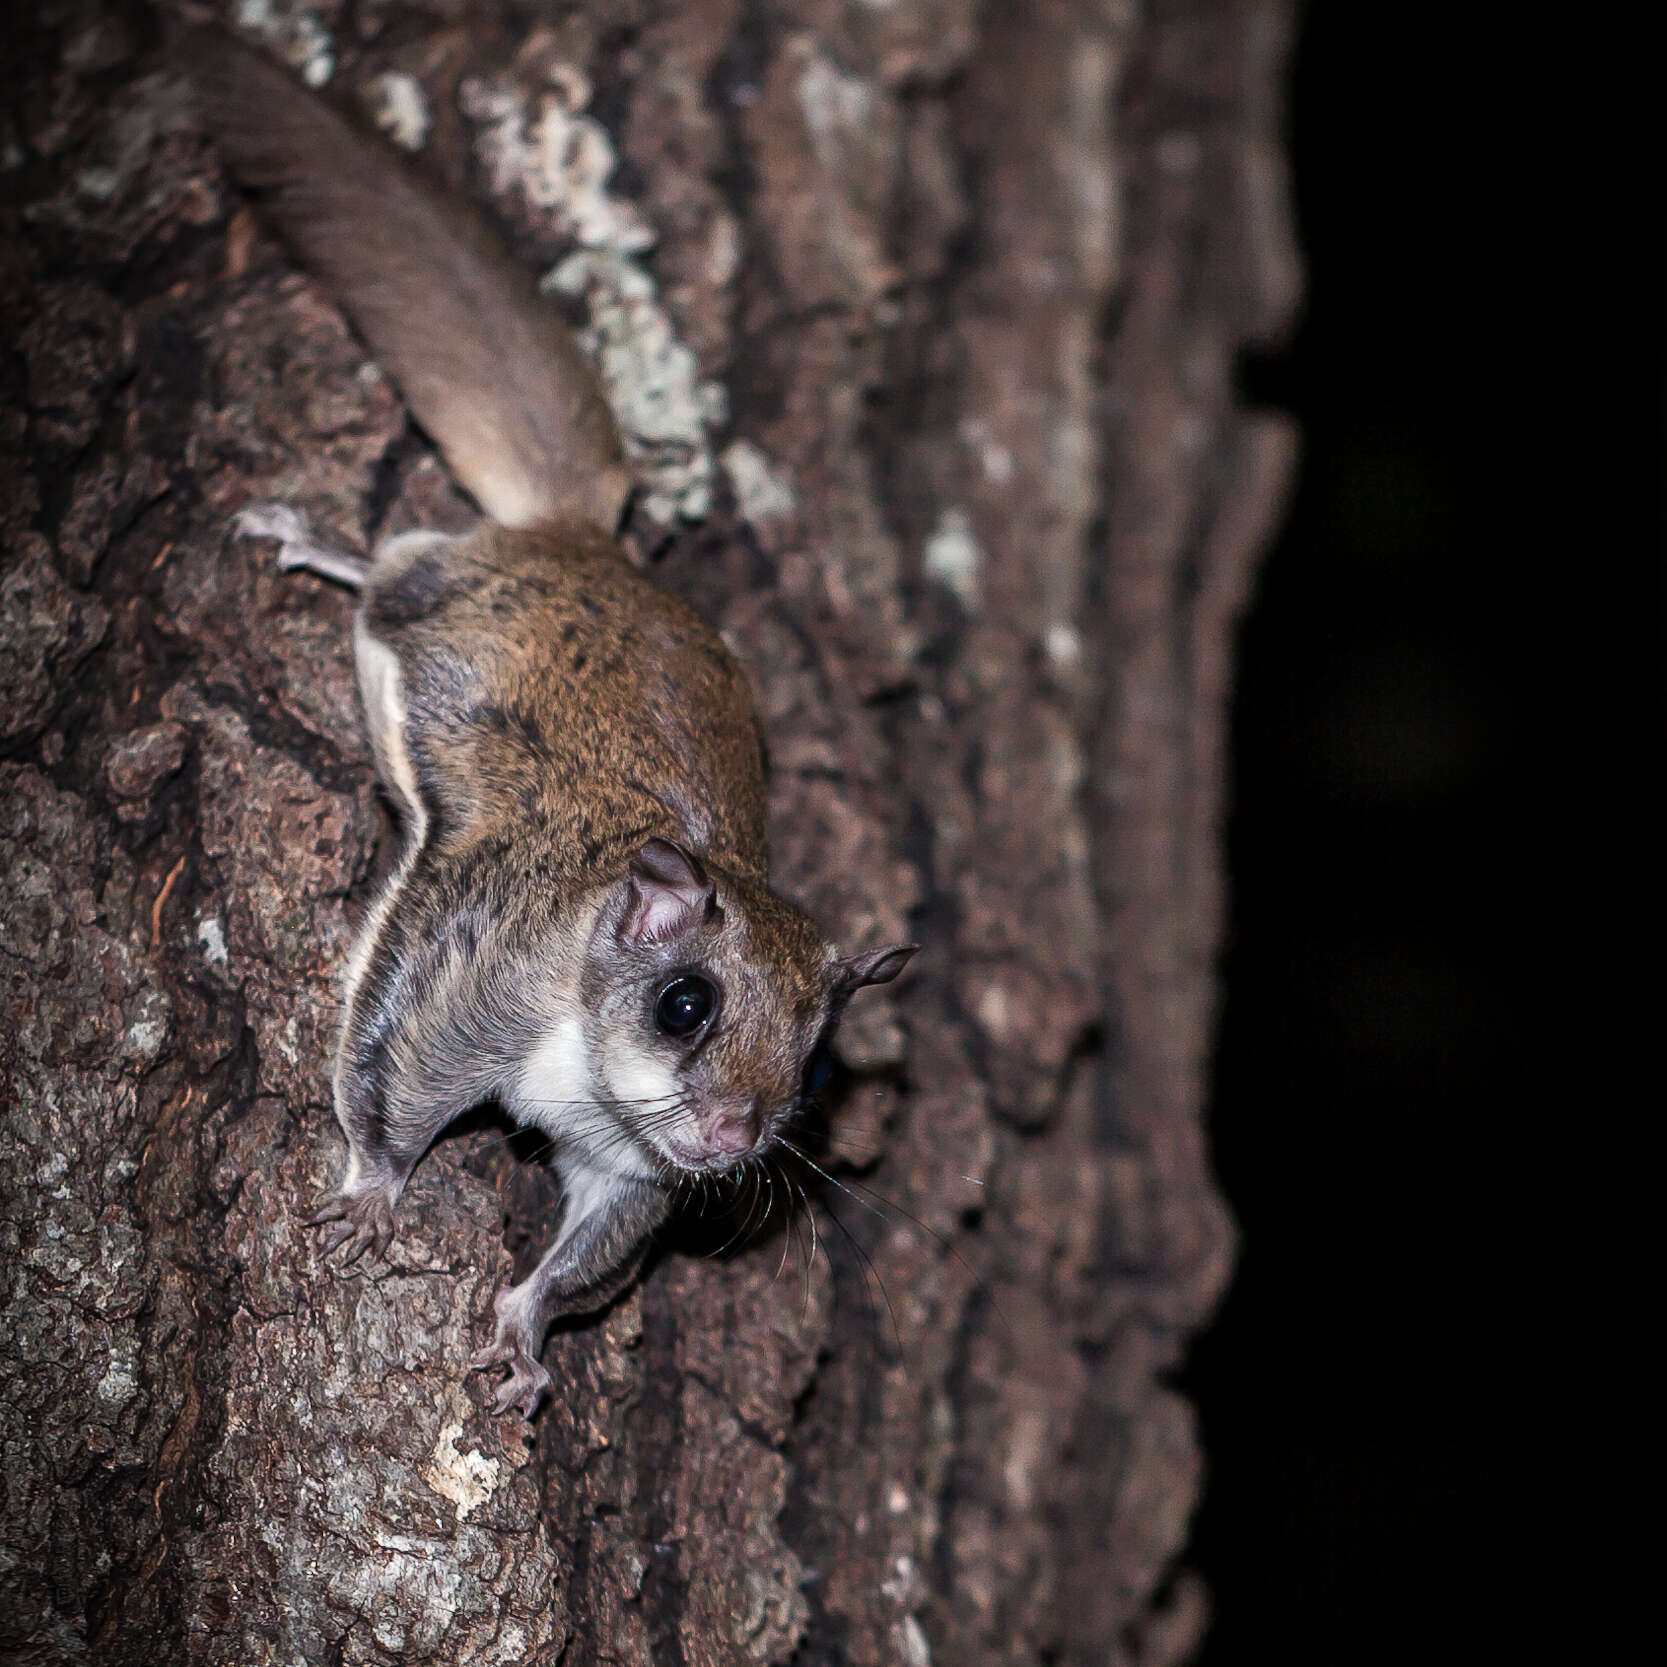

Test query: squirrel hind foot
[307,1184,396,1264]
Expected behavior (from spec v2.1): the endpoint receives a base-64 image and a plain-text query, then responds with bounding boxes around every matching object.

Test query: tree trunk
[0,2,1296,1662]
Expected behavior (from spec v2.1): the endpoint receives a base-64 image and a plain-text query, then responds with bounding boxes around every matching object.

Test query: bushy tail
[183,26,630,533]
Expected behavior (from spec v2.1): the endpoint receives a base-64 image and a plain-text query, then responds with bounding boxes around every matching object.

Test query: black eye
[802,1042,835,1098]
[655,975,718,1039]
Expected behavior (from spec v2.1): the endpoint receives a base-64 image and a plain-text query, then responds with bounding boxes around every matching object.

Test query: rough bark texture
[0,1,1296,1663]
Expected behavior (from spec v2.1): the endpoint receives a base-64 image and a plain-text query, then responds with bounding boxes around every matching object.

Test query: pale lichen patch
[75,166,119,201]
[233,0,335,89]
[880,1552,915,1603]
[721,440,797,529]
[789,37,901,301]
[95,1338,140,1410]
[546,252,719,522]
[899,1614,933,1666]
[1045,623,1082,667]
[423,1418,503,1522]
[464,66,724,524]
[197,913,229,968]
[959,415,1015,485]
[122,987,173,1064]
[461,73,654,255]
[368,71,430,152]
[924,508,982,610]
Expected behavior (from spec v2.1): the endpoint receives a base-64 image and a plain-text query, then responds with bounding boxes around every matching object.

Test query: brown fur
[365,520,769,870]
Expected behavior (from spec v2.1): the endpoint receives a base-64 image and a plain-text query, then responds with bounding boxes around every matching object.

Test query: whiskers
[479,1089,984,1359]
[496,1089,693,1180]
[776,1131,1005,1346]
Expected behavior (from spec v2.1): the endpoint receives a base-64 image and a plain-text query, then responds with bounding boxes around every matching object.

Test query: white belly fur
[511,1015,660,1182]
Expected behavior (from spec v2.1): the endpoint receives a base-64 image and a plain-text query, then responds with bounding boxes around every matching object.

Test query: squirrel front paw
[235,501,371,589]
[307,1184,396,1264]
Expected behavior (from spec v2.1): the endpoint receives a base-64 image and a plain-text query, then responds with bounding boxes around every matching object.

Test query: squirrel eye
[655,975,718,1038]
[802,1042,835,1098]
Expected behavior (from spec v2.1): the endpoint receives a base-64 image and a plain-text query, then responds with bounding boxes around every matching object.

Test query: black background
[1185,5,1660,1662]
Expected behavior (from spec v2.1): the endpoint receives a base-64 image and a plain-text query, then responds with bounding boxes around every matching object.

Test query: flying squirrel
[184,28,916,1418]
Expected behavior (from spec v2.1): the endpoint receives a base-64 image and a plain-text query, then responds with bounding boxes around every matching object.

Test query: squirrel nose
[706,1098,762,1156]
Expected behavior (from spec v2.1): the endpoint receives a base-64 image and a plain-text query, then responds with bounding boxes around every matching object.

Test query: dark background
[1185,5,1661,1662]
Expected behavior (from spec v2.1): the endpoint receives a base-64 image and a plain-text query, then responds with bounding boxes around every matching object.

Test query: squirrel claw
[307,1187,395,1264]
[490,1358,551,1420]
[470,1329,551,1419]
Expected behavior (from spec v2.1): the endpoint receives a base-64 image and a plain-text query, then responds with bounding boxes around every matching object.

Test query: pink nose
[704,1101,761,1156]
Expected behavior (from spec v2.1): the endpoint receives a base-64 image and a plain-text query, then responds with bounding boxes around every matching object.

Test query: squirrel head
[576,839,915,1172]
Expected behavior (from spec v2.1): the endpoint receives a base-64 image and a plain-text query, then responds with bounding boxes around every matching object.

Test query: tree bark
[0,1,1296,1663]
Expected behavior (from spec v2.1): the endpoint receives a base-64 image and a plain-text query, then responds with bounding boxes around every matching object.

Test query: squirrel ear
[835,943,919,992]
[620,839,714,947]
